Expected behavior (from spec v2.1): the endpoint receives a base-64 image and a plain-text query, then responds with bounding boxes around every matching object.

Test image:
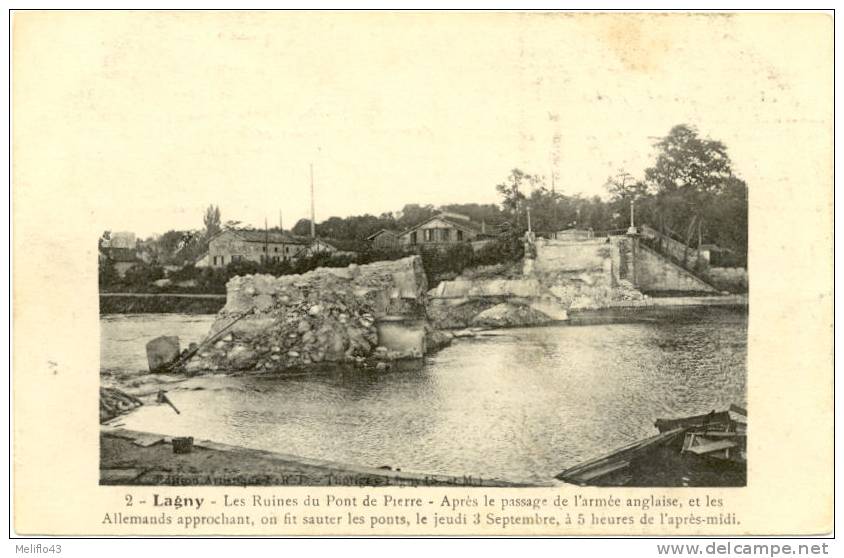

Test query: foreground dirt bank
[101,429,537,487]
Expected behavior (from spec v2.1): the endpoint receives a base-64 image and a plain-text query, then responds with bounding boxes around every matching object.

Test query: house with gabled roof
[366,229,401,251]
[398,212,492,249]
[203,228,309,268]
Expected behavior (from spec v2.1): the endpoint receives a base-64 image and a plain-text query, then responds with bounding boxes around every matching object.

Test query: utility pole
[279,210,283,231]
[264,217,269,264]
[309,163,316,239]
[526,206,532,233]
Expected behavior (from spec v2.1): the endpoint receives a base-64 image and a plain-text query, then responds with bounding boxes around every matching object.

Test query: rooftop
[221,229,307,244]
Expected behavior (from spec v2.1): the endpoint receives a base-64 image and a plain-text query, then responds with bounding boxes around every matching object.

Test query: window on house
[274,247,278,252]
[424,229,434,242]
[410,231,417,245]
[442,229,451,242]
[232,255,242,262]
[457,230,464,241]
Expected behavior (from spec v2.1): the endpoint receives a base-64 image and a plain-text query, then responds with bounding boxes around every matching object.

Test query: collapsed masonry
[185,256,430,373]
[427,238,644,329]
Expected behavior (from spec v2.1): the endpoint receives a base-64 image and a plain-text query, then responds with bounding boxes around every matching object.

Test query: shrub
[121,262,165,290]
[356,247,408,265]
[98,258,119,289]
[472,232,524,266]
[168,263,202,282]
[420,244,475,284]
[197,267,229,293]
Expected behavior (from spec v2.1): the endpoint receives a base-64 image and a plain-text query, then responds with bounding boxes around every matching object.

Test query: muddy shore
[101,428,537,487]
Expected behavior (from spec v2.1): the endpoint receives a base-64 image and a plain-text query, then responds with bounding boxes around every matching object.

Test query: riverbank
[567,295,746,326]
[101,428,537,487]
[100,293,226,315]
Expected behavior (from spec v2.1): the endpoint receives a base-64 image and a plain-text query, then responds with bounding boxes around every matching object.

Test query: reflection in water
[102,307,746,483]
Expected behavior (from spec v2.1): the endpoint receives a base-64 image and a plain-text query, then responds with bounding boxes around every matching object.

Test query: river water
[101,307,747,484]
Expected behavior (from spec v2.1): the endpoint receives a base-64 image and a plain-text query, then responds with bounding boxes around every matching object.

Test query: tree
[704,176,748,264]
[154,230,187,263]
[605,170,652,230]
[525,186,565,233]
[605,170,650,204]
[98,256,118,288]
[98,231,112,250]
[292,218,312,237]
[496,169,539,231]
[396,204,437,229]
[644,125,736,264]
[203,205,222,238]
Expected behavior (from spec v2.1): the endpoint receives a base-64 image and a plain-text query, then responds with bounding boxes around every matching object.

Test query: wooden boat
[555,428,685,485]
[556,405,747,486]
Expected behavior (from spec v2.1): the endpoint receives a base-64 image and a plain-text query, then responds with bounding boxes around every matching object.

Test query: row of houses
[200,212,501,268]
[100,211,502,276]
[100,231,340,277]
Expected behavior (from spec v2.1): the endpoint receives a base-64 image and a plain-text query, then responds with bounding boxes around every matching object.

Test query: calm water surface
[101,308,746,483]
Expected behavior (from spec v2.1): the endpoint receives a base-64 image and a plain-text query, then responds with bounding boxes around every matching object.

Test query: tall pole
[526,206,532,233]
[630,197,635,229]
[551,170,558,233]
[309,163,316,238]
[264,217,268,263]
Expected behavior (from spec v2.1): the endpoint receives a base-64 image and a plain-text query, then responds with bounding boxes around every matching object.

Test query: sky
[14,12,832,237]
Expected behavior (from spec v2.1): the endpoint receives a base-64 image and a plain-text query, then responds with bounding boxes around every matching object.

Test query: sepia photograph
[95,12,748,489]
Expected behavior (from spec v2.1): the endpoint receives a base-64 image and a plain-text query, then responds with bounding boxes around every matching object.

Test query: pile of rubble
[538,270,644,310]
[185,257,428,373]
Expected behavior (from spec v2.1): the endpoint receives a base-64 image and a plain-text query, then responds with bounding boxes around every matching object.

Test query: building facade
[366,229,401,251]
[205,229,308,267]
[399,212,487,249]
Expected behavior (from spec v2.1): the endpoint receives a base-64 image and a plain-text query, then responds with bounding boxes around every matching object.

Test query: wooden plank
[729,404,747,416]
[579,460,631,481]
[685,439,736,455]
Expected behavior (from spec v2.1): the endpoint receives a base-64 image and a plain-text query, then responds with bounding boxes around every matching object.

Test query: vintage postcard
[12,10,833,536]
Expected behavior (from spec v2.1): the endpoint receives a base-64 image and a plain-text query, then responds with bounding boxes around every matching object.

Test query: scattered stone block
[146,336,180,372]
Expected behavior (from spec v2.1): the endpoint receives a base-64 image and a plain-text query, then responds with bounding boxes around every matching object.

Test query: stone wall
[534,238,610,273]
[703,267,748,293]
[426,238,643,328]
[185,256,428,373]
[636,245,718,293]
